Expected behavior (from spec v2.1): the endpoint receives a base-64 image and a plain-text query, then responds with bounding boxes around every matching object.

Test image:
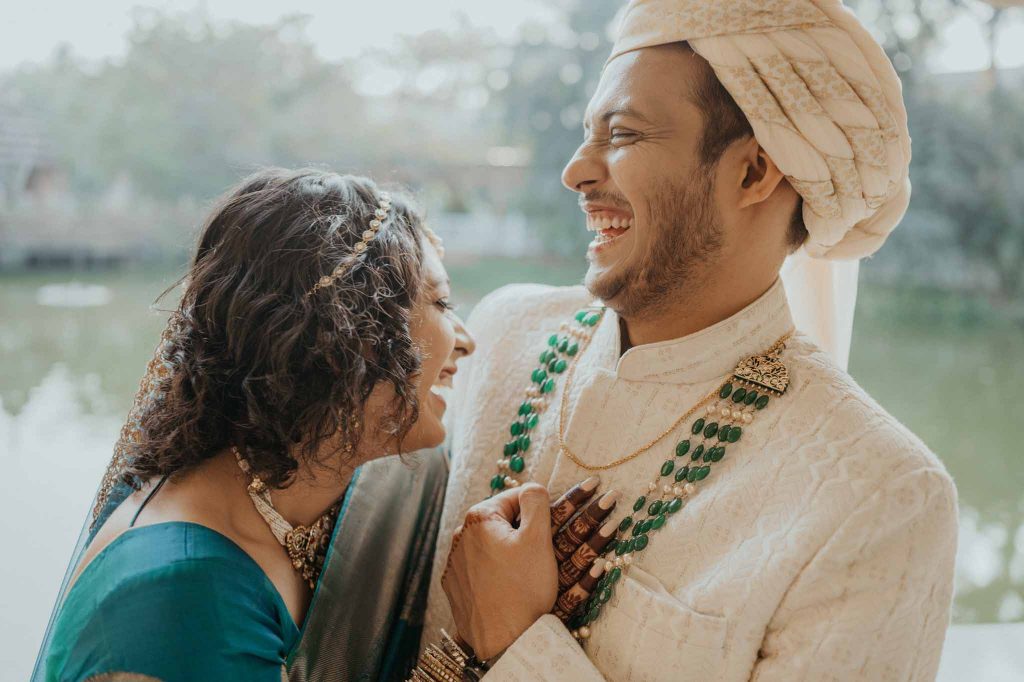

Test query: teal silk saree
[33,324,447,681]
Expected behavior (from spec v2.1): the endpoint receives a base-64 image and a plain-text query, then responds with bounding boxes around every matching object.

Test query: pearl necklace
[233,447,340,589]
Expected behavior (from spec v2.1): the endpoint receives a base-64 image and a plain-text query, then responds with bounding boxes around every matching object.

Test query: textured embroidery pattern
[423,282,958,681]
[91,320,179,527]
[615,0,830,41]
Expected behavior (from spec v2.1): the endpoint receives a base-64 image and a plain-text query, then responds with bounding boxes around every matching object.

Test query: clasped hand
[441,478,618,660]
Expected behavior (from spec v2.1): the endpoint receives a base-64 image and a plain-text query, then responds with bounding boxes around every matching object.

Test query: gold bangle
[408,630,489,682]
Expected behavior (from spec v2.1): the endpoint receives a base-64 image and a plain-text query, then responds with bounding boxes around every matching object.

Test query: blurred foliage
[911,78,1024,302]
[848,0,1024,303]
[494,0,621,254]
[1,9,502,202]
[6,11,372,199]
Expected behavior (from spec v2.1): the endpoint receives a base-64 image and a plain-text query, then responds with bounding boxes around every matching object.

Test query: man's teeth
[586,215,633,232]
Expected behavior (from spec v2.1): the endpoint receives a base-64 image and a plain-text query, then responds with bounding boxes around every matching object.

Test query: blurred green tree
[6,9,370,200]
[495,0,621,254]
[910,7,1024,301]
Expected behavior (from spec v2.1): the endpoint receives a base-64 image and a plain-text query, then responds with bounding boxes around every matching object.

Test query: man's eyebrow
[584,106,652,129]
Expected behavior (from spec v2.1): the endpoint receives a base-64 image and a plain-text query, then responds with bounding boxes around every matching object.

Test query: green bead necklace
[486,307,792,642]
[489,307,604,492]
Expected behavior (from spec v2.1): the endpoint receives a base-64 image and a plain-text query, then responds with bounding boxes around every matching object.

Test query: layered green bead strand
[573,380,768,637]
[491,309,602,493]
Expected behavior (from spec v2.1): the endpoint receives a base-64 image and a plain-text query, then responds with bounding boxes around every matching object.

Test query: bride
[34,169,611,681]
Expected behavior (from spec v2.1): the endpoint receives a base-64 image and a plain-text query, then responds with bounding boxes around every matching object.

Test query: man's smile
[583,204,634,252]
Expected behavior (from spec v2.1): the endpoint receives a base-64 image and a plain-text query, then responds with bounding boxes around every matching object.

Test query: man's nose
[562,144,606,194]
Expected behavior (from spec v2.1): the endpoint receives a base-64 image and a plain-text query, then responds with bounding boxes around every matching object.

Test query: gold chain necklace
[556,314,792,471]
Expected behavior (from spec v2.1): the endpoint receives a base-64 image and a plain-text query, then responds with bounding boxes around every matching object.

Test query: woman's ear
[736,139,786,209]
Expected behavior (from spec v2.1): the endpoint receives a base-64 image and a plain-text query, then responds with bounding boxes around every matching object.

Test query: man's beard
[585,171,723,318]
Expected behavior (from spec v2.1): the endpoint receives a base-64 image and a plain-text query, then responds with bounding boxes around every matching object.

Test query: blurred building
[0,105,63,209]
[0,106,196,270]
[369,147,535,258]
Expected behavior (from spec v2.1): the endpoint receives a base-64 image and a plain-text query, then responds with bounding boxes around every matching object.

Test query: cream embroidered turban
[609,0,912,260]
[608,0,912,368]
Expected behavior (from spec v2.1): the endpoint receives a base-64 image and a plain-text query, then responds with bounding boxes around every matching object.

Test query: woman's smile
[428,364,458,413]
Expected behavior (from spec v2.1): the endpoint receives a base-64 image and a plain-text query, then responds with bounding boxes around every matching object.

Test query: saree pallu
[32,323,448,682]
[289,449,447,681]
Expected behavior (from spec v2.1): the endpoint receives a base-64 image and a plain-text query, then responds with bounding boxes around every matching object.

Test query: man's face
[562,45,723,316]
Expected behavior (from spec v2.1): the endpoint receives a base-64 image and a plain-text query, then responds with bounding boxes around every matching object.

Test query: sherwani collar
[589,279,796,385]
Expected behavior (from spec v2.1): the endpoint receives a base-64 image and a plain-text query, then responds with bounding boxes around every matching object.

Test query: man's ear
[736,139,786,209]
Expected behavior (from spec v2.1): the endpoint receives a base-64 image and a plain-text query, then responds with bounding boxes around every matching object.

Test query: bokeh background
[2,0,1022,678]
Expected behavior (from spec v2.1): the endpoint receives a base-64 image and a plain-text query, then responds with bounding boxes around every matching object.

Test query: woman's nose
[448,309,475,358]
[452,313,476,359]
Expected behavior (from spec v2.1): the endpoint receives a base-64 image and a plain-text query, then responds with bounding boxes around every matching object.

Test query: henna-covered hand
[548,483,621,625]
[553,490,620,563]
[553,560,605,622]
[558,516,617,591]
[548,476,600,532]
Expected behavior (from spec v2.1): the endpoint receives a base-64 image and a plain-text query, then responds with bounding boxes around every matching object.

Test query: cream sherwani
[423,280,958,681]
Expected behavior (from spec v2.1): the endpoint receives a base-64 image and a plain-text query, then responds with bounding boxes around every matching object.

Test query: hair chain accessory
[306,191,392,297]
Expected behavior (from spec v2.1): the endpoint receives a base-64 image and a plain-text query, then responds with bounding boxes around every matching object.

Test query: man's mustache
[578,192,631,211]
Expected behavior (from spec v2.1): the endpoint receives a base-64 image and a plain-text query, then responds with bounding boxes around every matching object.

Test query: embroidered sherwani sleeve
[751,466,958,682]
[485,615,606,681]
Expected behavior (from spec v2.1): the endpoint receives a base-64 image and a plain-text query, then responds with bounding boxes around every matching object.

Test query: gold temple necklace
[233,446,340,589]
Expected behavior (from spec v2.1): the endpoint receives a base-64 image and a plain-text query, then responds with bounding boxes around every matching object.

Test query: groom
[425,1,957,680]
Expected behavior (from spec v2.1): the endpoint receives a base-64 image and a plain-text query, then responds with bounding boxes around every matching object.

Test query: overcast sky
[2,0,1023,73]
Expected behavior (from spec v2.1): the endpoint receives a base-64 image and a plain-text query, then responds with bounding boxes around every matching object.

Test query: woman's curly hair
[125,168,426,488]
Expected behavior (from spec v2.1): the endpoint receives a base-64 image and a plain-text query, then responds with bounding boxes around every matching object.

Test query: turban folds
[609,0,912,367]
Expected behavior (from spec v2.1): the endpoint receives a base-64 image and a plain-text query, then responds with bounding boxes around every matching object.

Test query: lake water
[2,262,1022,678]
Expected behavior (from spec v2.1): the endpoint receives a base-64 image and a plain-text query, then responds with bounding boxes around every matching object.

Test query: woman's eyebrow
[424,275,451,289]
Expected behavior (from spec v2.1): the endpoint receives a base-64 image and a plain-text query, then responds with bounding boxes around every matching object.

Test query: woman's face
[401,238,475,451]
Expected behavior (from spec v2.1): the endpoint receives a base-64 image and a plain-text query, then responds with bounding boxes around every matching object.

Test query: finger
[471,485,525,526]
[440,528,464,590]
[517,483,554,539]
[553,490,620,563]
[553,562,605,623]
[557,519,617,591]
[577,560,604,593]
[549,476,601,535]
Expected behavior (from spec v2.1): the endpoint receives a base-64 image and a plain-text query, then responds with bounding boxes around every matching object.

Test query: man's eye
[610,129,638,143]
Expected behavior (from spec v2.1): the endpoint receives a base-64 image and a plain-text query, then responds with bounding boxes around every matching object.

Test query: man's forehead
[584,46,700,126]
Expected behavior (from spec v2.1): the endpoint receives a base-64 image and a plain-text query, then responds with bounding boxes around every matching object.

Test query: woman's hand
[441,478,620,660]
[442,483,558,660]
[549,483,619,623]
